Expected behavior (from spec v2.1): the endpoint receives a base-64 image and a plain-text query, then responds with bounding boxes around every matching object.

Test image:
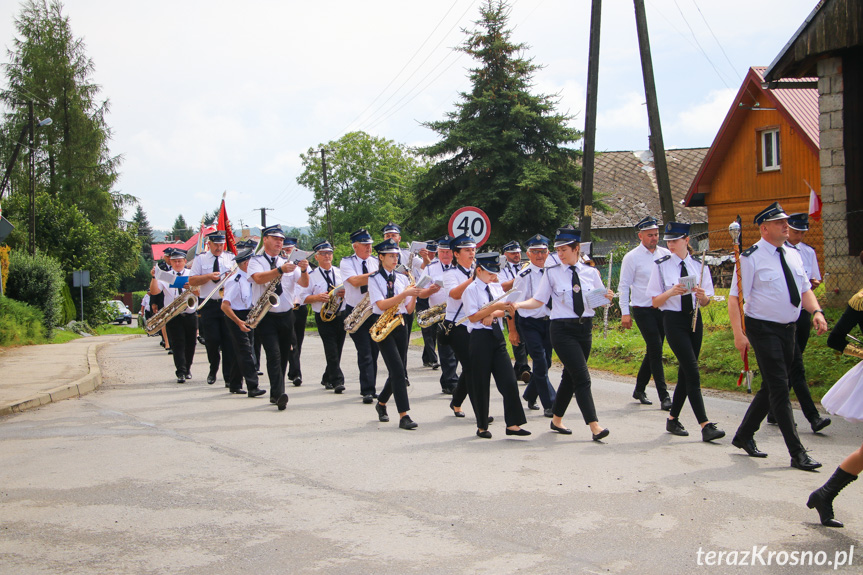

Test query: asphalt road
[1,334,862,574]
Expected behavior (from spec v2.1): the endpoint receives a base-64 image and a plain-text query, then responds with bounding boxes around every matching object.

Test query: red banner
[216,199,238,254]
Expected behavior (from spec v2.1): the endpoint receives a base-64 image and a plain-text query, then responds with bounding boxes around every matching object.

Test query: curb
[0,334,143,417]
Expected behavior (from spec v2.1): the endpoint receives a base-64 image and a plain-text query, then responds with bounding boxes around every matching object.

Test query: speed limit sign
[448,206,491,247]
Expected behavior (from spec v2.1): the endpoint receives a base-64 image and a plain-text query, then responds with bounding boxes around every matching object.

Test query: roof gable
[684,67,818,205]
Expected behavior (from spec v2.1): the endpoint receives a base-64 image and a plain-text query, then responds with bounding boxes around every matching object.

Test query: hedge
[0,295,47,345]
[5,250,65,336]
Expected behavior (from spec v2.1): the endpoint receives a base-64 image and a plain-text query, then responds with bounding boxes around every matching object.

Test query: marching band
[146,201,863,526]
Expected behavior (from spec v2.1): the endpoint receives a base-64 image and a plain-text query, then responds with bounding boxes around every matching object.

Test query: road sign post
[72,270,90,322]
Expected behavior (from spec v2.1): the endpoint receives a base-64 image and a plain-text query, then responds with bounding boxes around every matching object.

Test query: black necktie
[570,266,584,317]
[266,255,283,296]
[680,261,693,313]
[323,269,334,291]
[212,256,220,275]
[778,247,801,307]
[361,260,368,294]
[386,273,395,298]
[540,269,552,309]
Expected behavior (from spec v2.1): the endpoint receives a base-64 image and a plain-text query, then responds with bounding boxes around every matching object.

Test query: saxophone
[370,266,415,342]
[344,293,372,333]
[145,291,198,335]
[320,283,345,322]
[246,277,281,329]
[416,303,447,328]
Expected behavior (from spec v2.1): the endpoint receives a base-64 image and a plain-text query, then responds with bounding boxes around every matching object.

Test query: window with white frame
[761,128,780,171]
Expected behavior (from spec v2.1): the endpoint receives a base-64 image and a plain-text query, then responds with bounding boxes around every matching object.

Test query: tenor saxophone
[145,292,198,335]
[416,303,447,328]
[344,293,372,333]
[370,268,415,342]
[246,277,281,329]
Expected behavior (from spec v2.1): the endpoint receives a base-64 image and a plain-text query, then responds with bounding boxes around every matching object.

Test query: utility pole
[320,148,334,246]
[634,0,675,226]
[257,207,272,228]
[28,101,35,255]
[579,0,602,243]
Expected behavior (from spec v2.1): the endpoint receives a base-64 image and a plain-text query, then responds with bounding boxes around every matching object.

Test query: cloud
[598,92,647,131]
[672,88,737,141]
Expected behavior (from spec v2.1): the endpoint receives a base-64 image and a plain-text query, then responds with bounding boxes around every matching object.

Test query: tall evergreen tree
[171,214,193,242]
[409,0,583,246]
[131,204,153,259]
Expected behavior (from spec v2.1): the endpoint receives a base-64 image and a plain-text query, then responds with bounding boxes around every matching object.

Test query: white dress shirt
[730,238,810,324]
[247,253,301,314]
[789,241,821,282]
[514,263,551,319]
[299,266,344,314]
[156,269,196,315]
[443,264,474,322]
[618,243,671,314]
[190,250,236,300]
[646,253,714,312]
[368,268,410,315]
[340,254,379,308]
[533,262,604,320]
[462,277,505,333]
[222,269,255,311]
[420,260,449,307]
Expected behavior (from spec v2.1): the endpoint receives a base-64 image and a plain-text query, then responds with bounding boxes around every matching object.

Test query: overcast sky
[0,0,818,232]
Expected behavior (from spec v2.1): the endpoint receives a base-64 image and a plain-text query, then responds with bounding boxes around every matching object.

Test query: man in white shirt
[618,216,672,410]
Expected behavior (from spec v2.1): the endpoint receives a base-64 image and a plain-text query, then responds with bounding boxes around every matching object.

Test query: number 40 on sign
[448,206,491,247]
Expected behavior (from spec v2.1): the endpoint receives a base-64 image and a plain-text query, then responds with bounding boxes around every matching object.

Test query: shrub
[132,290,148,313]
[0,295,47,345]
[6,250,65,336]
[60,283,77,324]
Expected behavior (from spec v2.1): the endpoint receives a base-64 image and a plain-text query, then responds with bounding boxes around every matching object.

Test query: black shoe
[292,377,302,387]
[519,371,531,384]
[441,386,455,395]
[543,408,554,418]
[197,335,205,345]
[666,418,689,436]
[431,362,440,370]
[249,388,266,398]
[176,375,186,384]
[807,467,858,528]
[362,394,374,404]
[405,378,410,387]
[592,428,610,442]
[230,389,247,395]
[506,427,531,436]
[207,374,216,385]
[324,382,334,390]
[767,413,777,425]
[550,421,572,435]
[633,390,652,405]
[399,415,418,430]
[476,429,492,439]
[276,393,289,411]
[423,362,433,368]
[160,341,165,348]
[269,397,277,404]
[732,436,767,458]
[701,422,725,442]
[660,397,672,411]
[791,451,822,471]
[526,401,540,411]
[375,402,389,423]
[167,349,173,355]
[450,401,465,418]
[185,373,192,380]
[811,416,832,433]
[257,371,264,376]
[487,416,494,424]
[334,384,345,394]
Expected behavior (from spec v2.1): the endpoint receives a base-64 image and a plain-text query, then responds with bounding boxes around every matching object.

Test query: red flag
[216,198,237,254]
[804,179,822,221]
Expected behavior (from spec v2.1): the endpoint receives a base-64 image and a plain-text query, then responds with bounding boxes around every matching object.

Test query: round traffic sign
[448,206,491,247]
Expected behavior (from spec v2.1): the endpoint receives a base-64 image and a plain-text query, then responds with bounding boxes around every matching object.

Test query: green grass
[50,330,81,344]
[94,324,146,336]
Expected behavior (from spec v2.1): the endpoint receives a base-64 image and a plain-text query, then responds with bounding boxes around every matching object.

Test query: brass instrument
[416,303,447,328]
[246,277,281,329]
[146,291,198,335]
[370,265,415,342]
[344,293,372,333]
[320,283,345,322]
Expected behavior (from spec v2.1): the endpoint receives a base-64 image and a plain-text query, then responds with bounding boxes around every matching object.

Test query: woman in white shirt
[646,222,724,442]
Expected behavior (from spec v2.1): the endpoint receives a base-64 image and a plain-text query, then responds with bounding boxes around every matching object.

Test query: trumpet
[146,292,198,335]
[416,303,447,328]
[320,283,345,322]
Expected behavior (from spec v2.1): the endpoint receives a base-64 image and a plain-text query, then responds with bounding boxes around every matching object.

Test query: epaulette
[655,255,671,264]
[742,245,758,257]
[545,263,561,269]
[234,275,241,282]
[518,267,532,278]
[345,254,357,259]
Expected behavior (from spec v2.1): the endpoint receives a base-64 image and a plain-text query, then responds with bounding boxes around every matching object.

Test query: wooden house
[684,67,821,257]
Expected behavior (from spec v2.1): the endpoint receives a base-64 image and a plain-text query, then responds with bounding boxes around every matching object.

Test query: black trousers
[198,299,236,384]
[550,319,598,424]
[782,310,820,423]
[377,319,410,413]
[416,299,439,366]
[165,312,197,378]
[288,304,307,381]
[402,311,414,379]
[346,305,379,396]
[663,310,708,424]
[631,306,669,399]
[225,309,260,392]
[436,323,459,390]
[468,327,527,430]
[315,311,346,388]
[257,311,293,401]
[735,317,805,457]
[518,315,556,409]
[448,325,472,408]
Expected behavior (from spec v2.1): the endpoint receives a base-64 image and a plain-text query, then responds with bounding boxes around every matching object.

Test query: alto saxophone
[370,266,414,342]
[344,293,372,333]
[145,291,198,335]
[416,303,447,328]
[320,283,345,322]
[246,276,281,329]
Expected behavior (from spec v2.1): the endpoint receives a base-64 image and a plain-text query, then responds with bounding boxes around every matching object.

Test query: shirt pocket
[756,269,783,294]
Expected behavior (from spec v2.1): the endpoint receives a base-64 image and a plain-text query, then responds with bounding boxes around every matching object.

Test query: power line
[671,0,732,89]
[691,0,742,83]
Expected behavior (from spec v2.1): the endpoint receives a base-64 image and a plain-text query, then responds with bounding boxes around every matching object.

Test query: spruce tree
[410,0,582,246]
[131,204,153,258]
